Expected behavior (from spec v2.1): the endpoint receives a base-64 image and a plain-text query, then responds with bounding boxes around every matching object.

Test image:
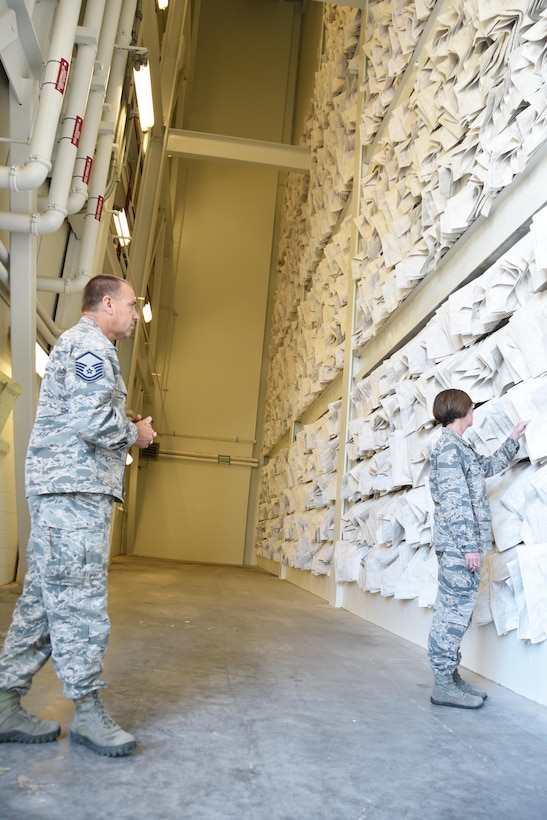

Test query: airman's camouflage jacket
[25,316,138,502]
[428,427,519,555]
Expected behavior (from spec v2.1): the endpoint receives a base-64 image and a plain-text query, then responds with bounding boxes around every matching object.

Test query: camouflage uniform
[427,428,519,676]
[0,316,137,699]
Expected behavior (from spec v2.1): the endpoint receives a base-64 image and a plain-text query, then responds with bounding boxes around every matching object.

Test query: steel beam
[166,129,311,173]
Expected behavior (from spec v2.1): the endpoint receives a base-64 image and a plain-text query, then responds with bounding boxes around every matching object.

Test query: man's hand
[134,416,157,449]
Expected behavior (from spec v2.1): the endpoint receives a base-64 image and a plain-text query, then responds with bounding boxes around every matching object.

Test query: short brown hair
[82,274,124,313]
[433,389,473,426]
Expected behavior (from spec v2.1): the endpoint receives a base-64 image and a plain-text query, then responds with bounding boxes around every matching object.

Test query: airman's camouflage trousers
[0,493,114,700]
[427,545,480,677]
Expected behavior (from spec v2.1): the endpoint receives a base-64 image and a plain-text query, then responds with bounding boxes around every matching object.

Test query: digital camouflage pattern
[428,428,519,676]
[25,315,137,502]
[0,494,112,699]
[428,545,481,676]
[0,314,137,699]
[428,428,519,556]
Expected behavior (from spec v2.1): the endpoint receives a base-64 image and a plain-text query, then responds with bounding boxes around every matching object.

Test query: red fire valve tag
[95,195,104,221]
[83,156,93,184]
[71,116,83,147]
[55,58,69,93]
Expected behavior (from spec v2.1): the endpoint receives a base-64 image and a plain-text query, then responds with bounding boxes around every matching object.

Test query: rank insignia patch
[75,351,104,382]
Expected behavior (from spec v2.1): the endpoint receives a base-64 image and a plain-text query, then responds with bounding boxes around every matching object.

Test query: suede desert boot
[71,690,136,757]
[0,689,60,743]
[431,675,484,709]
[453,668,488,700]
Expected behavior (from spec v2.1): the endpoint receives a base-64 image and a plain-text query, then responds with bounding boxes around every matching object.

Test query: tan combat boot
[431,675,484,709]
[0,689,60,743]
[71,691,136,757]
[453,668,488,700]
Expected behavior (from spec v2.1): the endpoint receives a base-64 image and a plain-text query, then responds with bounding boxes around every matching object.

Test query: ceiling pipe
[0,0,138,312]
[36,0,139,296]
[48,0,109,219]
[0,1,137,336]
[0,0,108,235]
[67,0,125,217]
[0,0,83,192]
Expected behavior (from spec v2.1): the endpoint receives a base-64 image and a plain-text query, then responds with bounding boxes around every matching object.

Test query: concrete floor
[0,558,546,820]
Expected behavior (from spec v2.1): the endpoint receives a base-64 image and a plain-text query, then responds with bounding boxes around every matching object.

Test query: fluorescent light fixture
[126,452,134,466]
[157,0,169,9]
[35,343,49,378]
[133,63,155,132]
[113,209,131,246]
[142,302,153,323]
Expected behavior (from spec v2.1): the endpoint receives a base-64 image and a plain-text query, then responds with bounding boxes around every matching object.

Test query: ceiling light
[157,0,169,9]
[113,209,131,246]
[142,302,153,323]
[133,62,155,132]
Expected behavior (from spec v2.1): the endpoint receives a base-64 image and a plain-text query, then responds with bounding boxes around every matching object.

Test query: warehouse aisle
[1,557,546,820]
